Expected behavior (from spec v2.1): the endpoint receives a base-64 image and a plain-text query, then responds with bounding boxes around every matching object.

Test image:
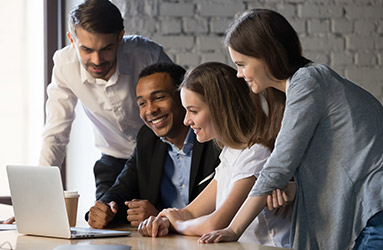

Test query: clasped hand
[88,199,159,228]
[138,208,186,237]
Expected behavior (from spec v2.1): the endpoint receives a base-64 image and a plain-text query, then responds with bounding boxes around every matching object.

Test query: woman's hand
[138,216,170,237]
[266,181,296,210]
[159,208,189,231]
[198,227,239,243]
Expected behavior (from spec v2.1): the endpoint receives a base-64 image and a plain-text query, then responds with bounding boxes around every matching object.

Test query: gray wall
[112,0,383,102]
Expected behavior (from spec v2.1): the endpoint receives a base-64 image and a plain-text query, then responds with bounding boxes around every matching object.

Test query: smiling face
[136,72,187,146]
[181,88,216,143]
[228,47,286,93]
[67,26,124,81]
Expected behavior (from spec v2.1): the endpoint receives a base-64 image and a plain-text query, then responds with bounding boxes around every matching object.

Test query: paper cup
[64,191,79,227]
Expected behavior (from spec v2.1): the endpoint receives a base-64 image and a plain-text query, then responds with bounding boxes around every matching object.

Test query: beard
[85,61,114,79]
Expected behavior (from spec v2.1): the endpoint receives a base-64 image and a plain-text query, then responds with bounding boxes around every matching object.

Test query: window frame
[0,0,65,206]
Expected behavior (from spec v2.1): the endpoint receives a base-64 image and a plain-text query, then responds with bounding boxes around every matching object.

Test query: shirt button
[181,184,186,189]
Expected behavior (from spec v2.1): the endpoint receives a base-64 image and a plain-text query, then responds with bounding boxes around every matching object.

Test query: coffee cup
[64,191,79,227]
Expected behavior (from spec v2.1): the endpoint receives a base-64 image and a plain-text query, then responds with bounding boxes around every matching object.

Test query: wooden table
[0,230,291,250]
[0,204,290,250]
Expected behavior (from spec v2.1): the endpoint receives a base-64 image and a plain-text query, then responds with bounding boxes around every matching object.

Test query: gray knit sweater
[250,64,383,250]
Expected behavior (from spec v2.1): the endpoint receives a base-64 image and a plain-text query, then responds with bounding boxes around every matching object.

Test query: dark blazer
[100,125,221,222]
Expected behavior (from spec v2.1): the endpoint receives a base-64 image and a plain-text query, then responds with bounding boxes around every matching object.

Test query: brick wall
[112,0,383,102]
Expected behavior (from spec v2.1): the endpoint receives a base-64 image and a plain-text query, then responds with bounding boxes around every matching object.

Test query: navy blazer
[99,125,221,222]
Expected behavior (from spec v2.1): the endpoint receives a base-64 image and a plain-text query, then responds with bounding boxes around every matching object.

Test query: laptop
[7,165,131,239]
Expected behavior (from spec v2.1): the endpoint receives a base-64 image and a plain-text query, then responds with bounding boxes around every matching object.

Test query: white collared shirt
[39,35,172,166]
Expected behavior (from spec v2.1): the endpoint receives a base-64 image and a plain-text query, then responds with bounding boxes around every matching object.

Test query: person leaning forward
[38,0,173,201]
[87,63,221,228]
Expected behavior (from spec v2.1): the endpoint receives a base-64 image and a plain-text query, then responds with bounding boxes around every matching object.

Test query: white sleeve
[38,53,78,167]
[231,144,271,183]
[213,148,227,181]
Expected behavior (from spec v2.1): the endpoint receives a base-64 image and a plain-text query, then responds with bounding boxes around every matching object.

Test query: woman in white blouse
[138,62,293,248]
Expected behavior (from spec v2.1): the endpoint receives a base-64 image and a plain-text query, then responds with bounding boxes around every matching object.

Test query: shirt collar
[160,128,194,155]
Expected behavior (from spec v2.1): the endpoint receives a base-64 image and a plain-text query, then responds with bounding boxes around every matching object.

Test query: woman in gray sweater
[199,9,383,250]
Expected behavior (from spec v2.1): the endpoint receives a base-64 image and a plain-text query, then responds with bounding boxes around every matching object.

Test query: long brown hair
[225,8,312,150]
[181,62,271,150]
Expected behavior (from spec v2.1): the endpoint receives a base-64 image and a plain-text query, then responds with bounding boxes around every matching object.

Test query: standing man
[87,63,221,228]
[39,0,172,200]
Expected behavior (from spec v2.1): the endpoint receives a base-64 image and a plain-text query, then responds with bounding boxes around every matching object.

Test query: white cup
[64,191,80,227]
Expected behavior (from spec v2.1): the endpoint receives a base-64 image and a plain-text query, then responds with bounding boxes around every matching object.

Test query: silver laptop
[7,165,131,239]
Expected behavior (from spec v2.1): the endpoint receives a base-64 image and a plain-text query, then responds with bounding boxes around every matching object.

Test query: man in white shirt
[39,0,172,200]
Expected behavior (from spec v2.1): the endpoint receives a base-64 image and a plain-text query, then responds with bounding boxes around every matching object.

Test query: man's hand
[88,201,118,229]
[125,199,159,227]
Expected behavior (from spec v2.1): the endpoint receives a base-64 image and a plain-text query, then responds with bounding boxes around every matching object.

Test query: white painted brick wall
[159,3,194,17]
[377,37,383,50]
[298,5,343,18]
[210,18,232,34]
[161,19,182,35]
[378,20,383,33]
[289,19,306,33]
[196,36,224,51]
[301,36,344,51]
[183,18,208,34]
[116,0,383,102]
[331,52,354,66]
[347,36,375,50]
[201,52,227,64]
[308,19,330,33]
[355,20,376,36]
[176,52,200,68]
[152,35,195,50]
[332,19,353,34]
[199,3,245,17]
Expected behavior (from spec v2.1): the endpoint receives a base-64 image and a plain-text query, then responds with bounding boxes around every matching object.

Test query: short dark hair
[139,62,186,88]
[69,0,124,36]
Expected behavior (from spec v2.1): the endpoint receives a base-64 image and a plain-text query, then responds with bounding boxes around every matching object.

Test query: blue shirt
[159,129,194,209]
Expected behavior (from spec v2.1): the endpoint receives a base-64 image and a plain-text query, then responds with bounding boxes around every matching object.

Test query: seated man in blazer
[88,62,221,228]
